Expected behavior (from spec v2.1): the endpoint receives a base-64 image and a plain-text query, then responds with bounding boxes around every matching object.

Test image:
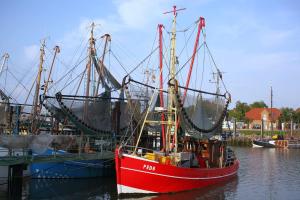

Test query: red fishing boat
[115,148,239,194]
[115,6,239,195]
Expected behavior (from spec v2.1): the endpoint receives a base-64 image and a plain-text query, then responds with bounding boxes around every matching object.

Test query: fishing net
[42,97,66,123]
[51,135,75,150]
[44,92,133,135]
[29,133,54,154]
[177,90,229,136]
[122,77,229,137]
[63,98,111,132]
[0,134,32,149]
[0,133,75,154]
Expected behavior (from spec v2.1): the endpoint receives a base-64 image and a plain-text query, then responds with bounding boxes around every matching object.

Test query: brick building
[245,108,281,130]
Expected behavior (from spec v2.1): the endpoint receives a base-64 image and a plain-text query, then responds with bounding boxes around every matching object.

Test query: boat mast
[80,23,96,153]
[43,46,60,96]
[84,22,96,121]
[0,53,10,103]
[158,24,166,151]
[31,39,46,134]
[0,53,9,76]
[164,5,185,153]
[182,17,205,103]
[270,86,273,134]
[86,23,95,99]
[95,34,111,96]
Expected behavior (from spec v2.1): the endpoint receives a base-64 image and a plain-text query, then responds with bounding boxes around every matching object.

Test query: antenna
[209,71,226,94]
[86,22,100,32]
[163,5,186,16]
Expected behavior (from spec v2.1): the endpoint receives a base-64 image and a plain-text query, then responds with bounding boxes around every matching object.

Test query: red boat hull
[115,148,239,194]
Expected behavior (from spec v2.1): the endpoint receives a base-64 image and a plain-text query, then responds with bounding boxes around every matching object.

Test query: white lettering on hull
[143,164,156,171]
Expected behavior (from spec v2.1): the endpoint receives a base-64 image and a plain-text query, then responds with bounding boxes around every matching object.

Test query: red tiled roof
[245,108,281,121]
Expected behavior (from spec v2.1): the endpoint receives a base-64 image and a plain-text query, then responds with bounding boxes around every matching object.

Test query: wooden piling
[7,164,27,200]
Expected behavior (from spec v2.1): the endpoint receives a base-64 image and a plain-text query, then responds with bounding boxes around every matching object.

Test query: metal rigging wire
[162,28,171,76]
[24,75,36,105]
[46,37,90,92]
[178,20,198,58]
[204,42,228,92]
[200,41,206,90]
[60,70,86,93]
[175,42,205,77]
[53,35,114,94]
[125,46,159,76]
[146,27,159,68]
[67,30,90,68]
[110,36,142,67]
[47,54,88,92]
[7,70,33,99]
[109,50,129,74]
[8,60,36,99]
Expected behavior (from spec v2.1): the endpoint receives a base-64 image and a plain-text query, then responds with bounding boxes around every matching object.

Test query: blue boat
[30,149,114,178]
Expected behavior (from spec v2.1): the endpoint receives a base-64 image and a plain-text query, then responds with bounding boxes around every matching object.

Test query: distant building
[245,108,281,130]
[222,120,245,130]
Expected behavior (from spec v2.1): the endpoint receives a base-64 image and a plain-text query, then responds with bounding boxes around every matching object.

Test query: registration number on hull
[143,164,156,171]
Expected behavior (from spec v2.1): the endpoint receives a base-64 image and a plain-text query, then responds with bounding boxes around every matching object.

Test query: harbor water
[1,147,300,200]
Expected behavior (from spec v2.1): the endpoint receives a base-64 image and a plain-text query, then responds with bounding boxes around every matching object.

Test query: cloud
[59,0,169,47]
[116,0,165,29]
[24,45,39,62]
[55,0,170,71]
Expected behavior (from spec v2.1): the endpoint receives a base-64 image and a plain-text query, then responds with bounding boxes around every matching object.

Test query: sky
[0,0,299,109]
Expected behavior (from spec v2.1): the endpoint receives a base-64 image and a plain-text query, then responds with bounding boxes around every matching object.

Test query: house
[245,108,281,130]
[222,120,245,130]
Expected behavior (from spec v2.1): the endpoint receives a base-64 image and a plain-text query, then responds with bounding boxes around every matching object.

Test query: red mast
[182,17,205,103]
[158,24,166,151]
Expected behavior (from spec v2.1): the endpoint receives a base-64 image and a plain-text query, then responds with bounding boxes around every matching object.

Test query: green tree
[295,108,300,124]
[279,107,295,122]
[228,101,250,121]
[250,101,268,108]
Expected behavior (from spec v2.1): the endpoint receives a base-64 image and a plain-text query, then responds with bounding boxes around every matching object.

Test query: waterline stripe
[121,166,237,180]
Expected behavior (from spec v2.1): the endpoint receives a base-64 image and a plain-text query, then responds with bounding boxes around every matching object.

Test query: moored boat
[30,149,114,178]
[115,6,239,195]
[252,139,275,148]
[253,138,300,148]
[115,146,239,194]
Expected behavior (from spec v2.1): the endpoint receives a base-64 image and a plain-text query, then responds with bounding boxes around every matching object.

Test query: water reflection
[233,147,300,200]
[1,147,300,199]
[25,177,118,200]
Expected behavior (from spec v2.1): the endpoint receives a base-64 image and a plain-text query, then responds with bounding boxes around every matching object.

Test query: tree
[295,108,300,124]
[228,101,250,121]
[279,107,295,123]
[250,101,268,108]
